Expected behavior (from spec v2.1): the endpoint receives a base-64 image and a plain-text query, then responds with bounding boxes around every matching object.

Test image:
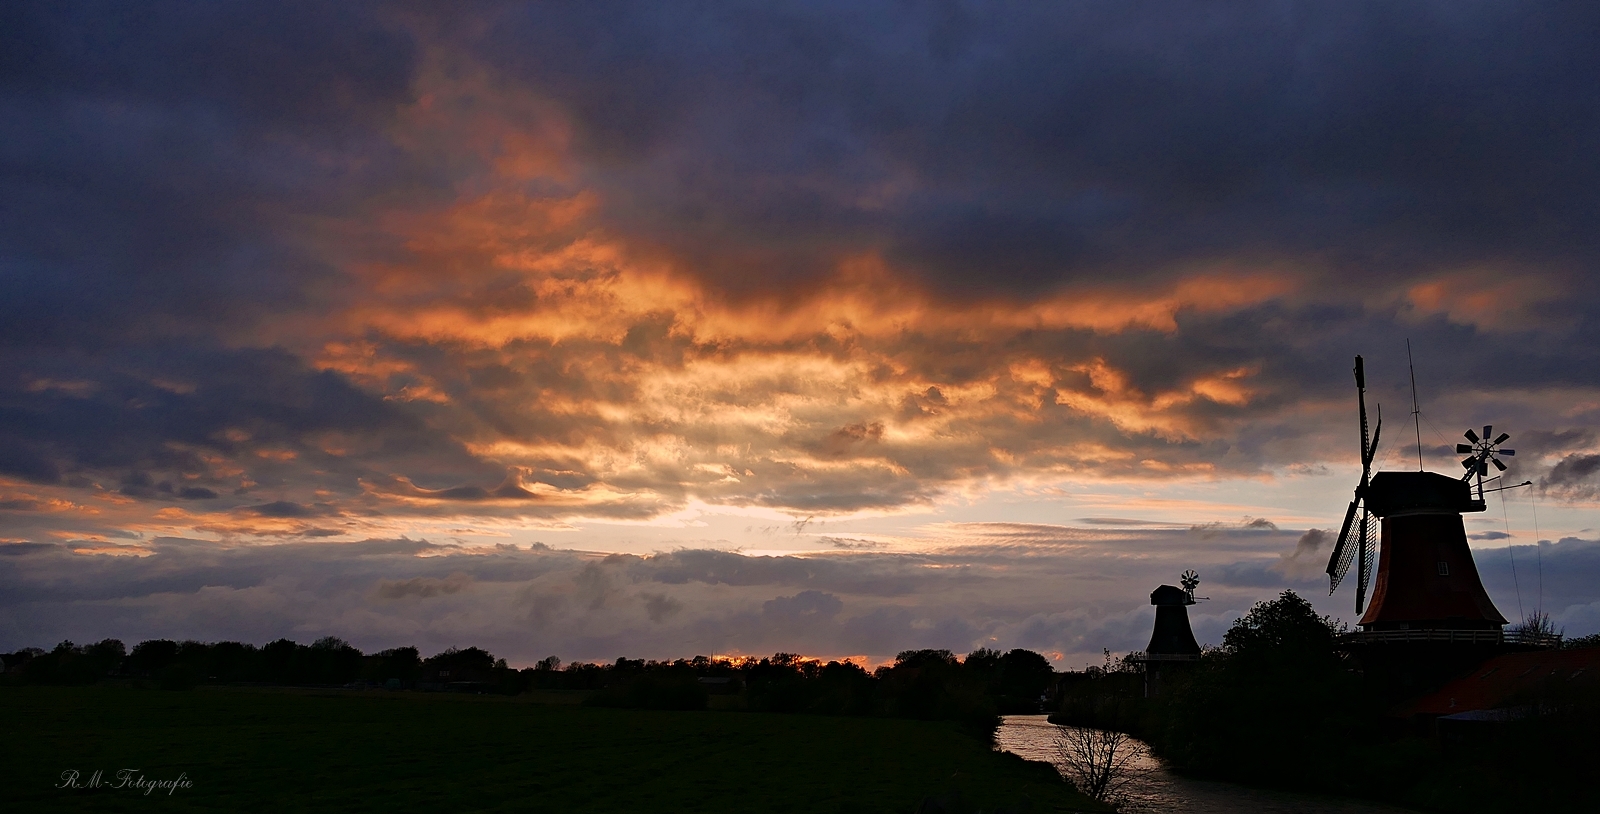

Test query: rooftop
[1400,647,1600,717]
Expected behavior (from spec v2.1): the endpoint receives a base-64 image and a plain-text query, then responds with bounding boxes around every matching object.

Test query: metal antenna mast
[1407,339,1423,471]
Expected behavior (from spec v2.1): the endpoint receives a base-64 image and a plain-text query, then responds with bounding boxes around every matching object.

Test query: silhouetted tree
[585,657,708,710]
[810,660,875,715]
[424,646,497,684]
[366,646,421,686]
[305,636,362,684]
[877,649,997,736]
[127,639,180,677]
[995,649,1055,712]
[1153,591,1368,787]
[20,639,125,684]
[258,639,298,683]
[207,641,259,682]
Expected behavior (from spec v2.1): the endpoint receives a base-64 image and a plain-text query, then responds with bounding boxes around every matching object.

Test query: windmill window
[1437,562,1450,576]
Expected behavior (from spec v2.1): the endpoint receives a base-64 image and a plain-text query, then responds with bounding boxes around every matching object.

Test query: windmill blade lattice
[1359,513,1376,601]
[1328,500,1360,593]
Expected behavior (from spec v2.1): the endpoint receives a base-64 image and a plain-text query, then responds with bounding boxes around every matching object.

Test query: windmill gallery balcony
[1342,628,1561,648]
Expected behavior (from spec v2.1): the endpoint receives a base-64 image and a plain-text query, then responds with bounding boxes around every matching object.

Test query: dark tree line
[1,638,1056,736]
[584,647,1057,734]
[530,647,1056,737]
[0,637,499,691]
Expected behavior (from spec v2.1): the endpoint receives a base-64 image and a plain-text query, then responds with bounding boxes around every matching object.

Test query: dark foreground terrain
[3,685,1103,813]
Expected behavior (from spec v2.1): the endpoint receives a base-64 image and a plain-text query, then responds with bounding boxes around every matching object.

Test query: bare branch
[1052,725,1153,809]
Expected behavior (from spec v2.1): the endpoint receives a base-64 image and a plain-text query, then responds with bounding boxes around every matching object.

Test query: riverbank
[4,684,1104,812]
[1001,716,1421,814]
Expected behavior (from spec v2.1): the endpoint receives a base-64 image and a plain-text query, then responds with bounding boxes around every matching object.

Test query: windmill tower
[1137,570,1203,697]
[1323,355,1542,696]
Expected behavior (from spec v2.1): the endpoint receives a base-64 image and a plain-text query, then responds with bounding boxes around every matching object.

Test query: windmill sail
[1327,355,1381,613]
[1355,418,1380,609]
[1329,500,1360,592]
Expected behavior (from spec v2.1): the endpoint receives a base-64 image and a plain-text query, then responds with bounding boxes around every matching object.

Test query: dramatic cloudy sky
[4,1,1599,667]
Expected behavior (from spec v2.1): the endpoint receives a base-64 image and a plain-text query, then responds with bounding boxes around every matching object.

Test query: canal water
[995,715,1420,814]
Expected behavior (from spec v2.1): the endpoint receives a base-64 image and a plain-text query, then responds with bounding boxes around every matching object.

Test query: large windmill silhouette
[1321,354,1510,636]
[1319,353,1556,698]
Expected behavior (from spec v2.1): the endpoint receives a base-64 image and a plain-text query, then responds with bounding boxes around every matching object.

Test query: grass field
[3,685,1105,813]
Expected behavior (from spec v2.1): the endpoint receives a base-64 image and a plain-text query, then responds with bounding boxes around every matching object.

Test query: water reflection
[996,715,1419,814]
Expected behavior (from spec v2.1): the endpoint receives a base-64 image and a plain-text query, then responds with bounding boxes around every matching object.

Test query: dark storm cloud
[467,1,1600,294]
[1545,454,1600,500]
[251,502,321,519]
[0,345,491,496]
[763,590,844,622]
[374,572,474,600]
[0,2,421,348]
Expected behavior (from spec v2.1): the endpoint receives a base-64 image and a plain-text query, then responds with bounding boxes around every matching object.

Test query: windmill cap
[1151,585,1189,605]
[1365,471,1481,516]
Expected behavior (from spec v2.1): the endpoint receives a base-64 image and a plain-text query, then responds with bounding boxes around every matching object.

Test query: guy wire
[1531,489,1543,616]
[1407,339,1423,470]
[1500,489,1524,623]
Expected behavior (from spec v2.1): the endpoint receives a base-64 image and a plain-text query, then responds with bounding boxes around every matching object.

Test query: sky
[3,1,1599,668]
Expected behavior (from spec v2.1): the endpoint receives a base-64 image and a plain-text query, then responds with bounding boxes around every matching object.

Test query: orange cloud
[1053,360,1262,440]
[1405,268,1568,332]
[0,46,1305,541]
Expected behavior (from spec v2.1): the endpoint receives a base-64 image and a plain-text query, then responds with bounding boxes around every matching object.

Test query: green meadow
[3,685,1104,813]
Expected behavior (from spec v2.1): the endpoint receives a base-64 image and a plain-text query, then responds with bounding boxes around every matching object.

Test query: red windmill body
[1354,470,1505,632]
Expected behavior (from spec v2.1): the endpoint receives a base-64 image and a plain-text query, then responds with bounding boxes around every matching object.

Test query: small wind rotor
[1180,570,1200,604]
[1326,356,1382,614]
[1457,426,1514,501]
